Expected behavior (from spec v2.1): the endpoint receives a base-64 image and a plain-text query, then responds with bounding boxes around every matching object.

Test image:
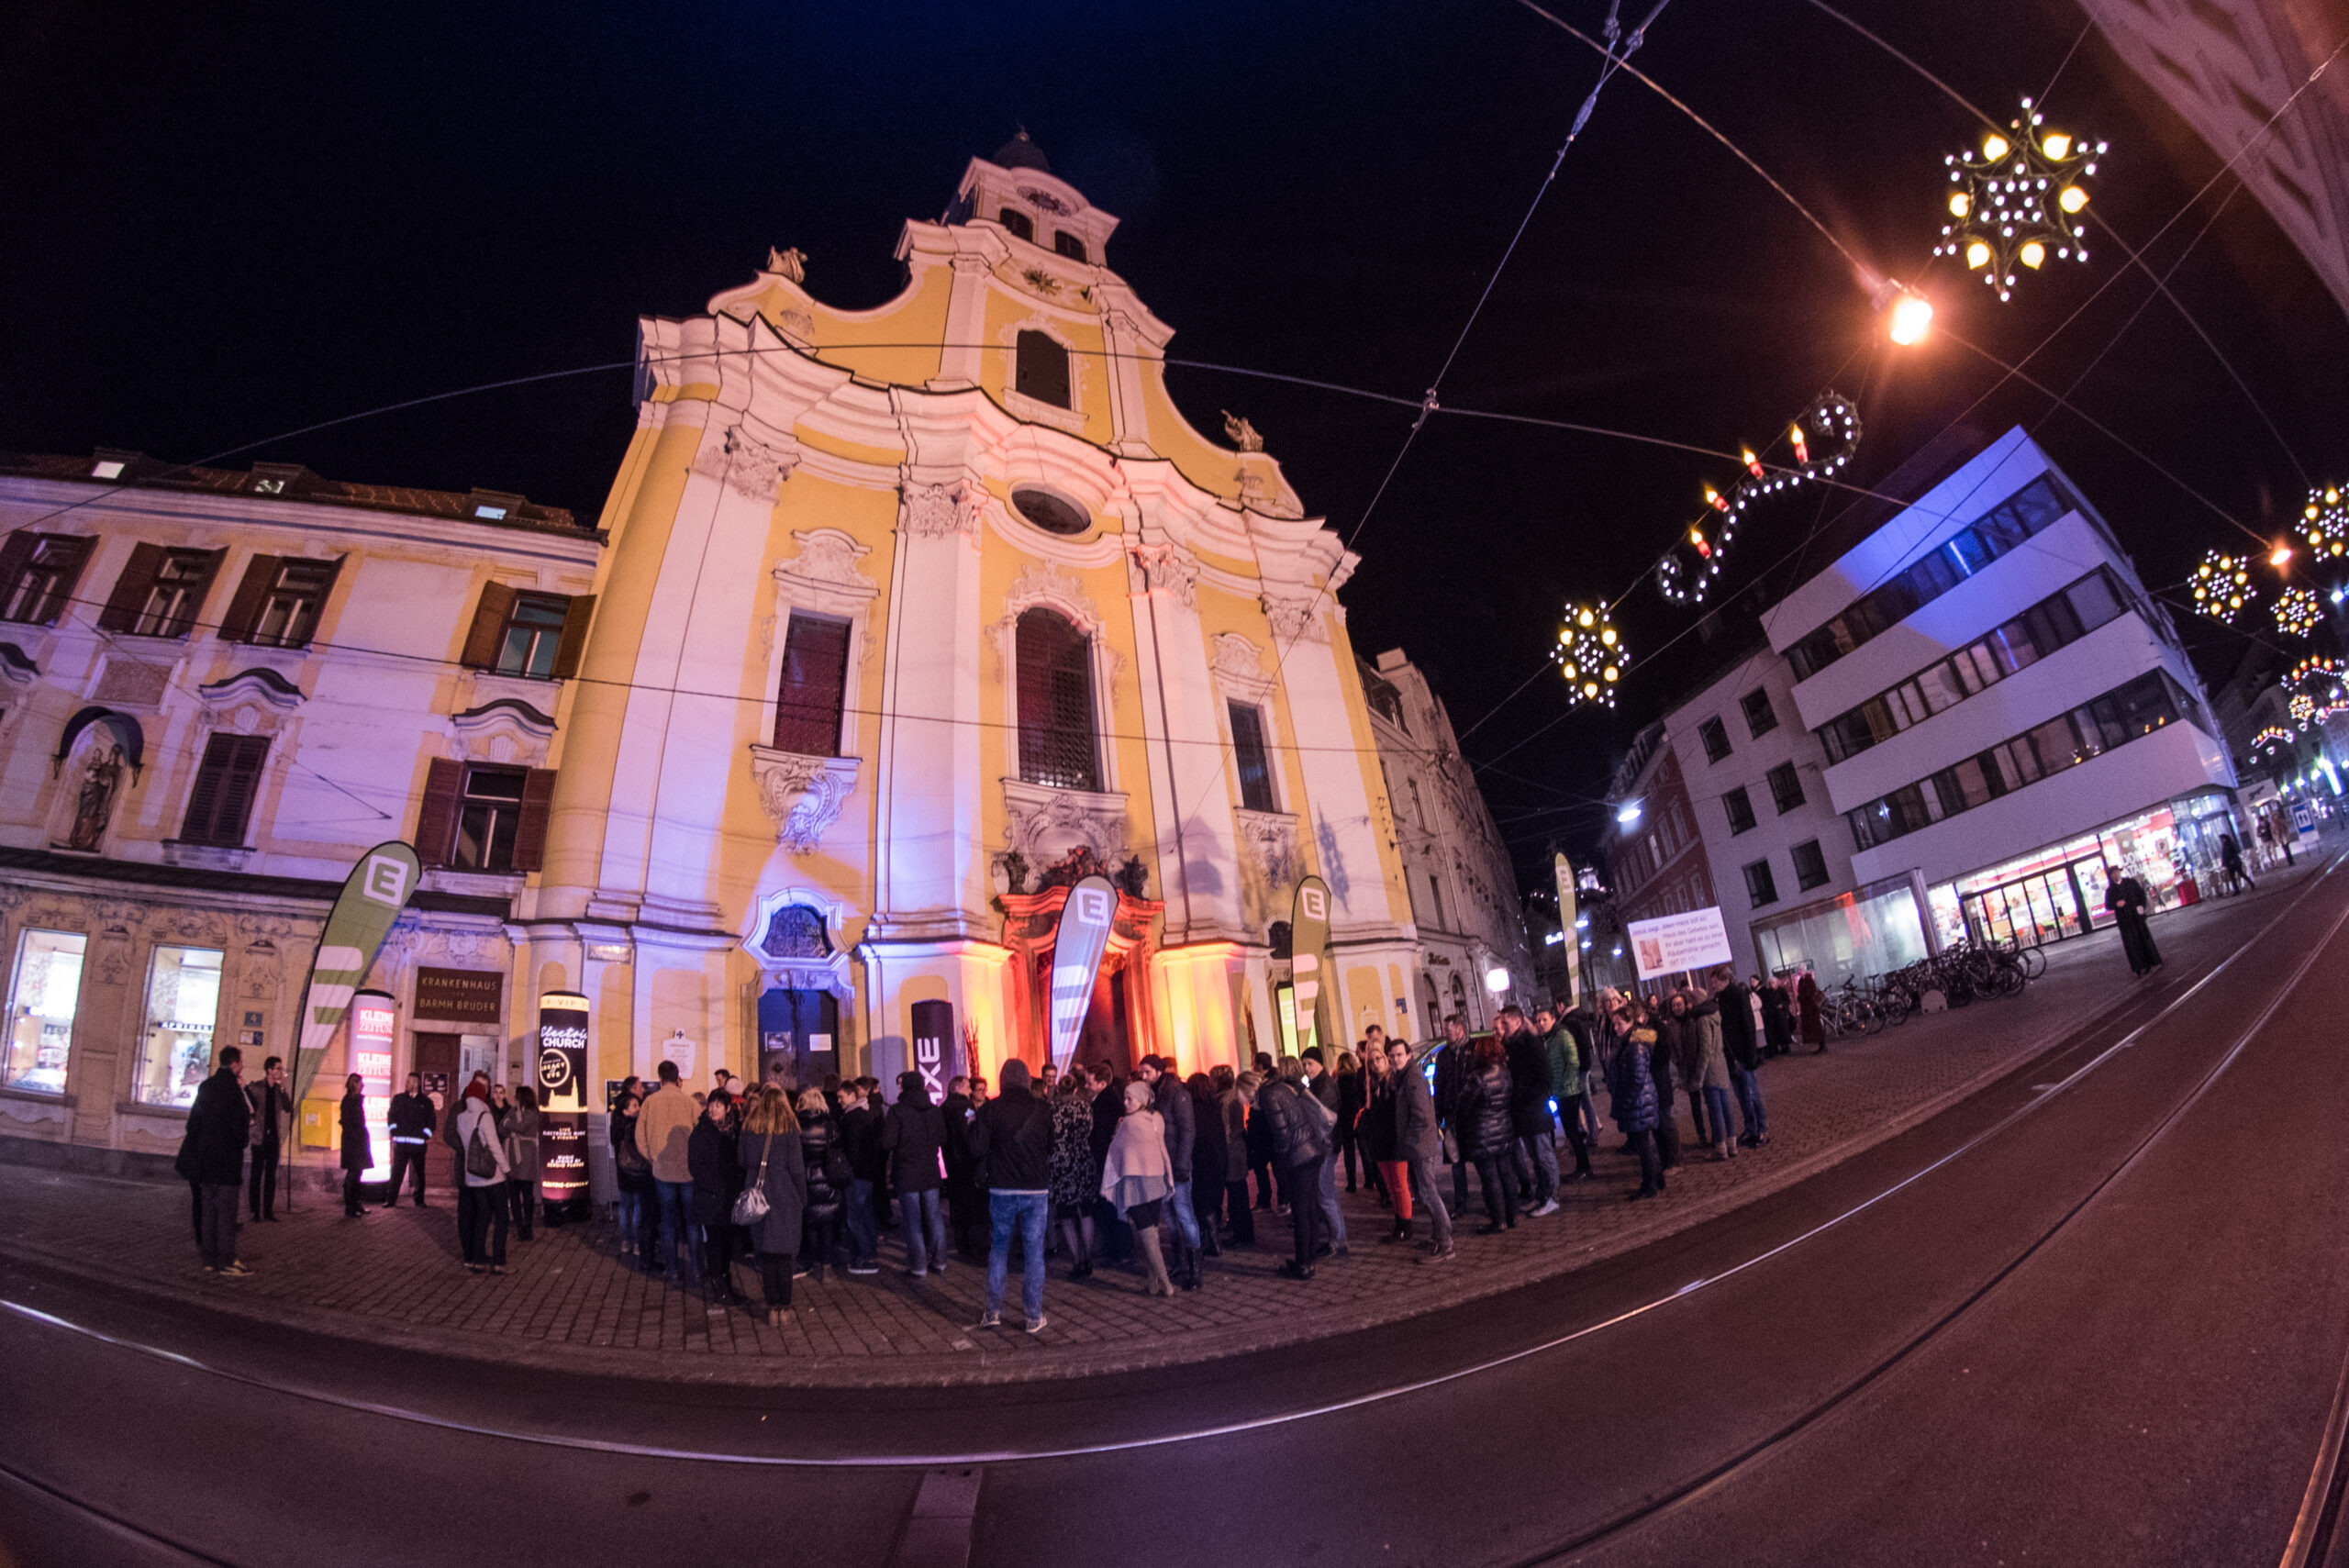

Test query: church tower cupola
[946,130,1118,266]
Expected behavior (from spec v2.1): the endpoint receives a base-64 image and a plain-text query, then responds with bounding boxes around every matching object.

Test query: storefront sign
[350,988,396,1180]
[1626,907,1732,981]
[909,998,956,1101]
[1290,877,1332,1058]
[288,840,420,1111]
[1046,875,1118,1068]
[536,991,589,1115]
[414,966,504,1024]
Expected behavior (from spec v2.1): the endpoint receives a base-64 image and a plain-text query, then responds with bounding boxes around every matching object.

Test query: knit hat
[463,1079,491,1103]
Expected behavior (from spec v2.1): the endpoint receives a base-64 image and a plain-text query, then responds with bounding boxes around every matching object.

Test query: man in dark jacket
[1297,1049,1349,1258]
[176,1047,251,1275]
[1256,1060,1330,1279]
[941,1076,985,1263]
[386,1073,435,1207]
[965,1058,1054,1332]
[836,1083,884,1274]
[1497,1006,1558,1215]
[1386,1038,1453,1260]
[881,1073,949,1277]
[1141,1055,1203,1288]
[1713,966,1769,1148]
[243,1055,293,1221]
[1087,1063,1133,1264]
[1431,1016,1475,1215]
[686,1093,747,1307]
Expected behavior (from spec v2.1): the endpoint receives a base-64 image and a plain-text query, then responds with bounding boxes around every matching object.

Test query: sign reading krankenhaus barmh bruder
[413,966,504,1024]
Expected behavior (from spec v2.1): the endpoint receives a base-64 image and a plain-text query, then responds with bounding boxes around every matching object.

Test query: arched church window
[1014,329,1071,409]
[1052,231,1086,262]
[997,208,1034,241]
[761,905,831,962]
[1016,606,1099,792]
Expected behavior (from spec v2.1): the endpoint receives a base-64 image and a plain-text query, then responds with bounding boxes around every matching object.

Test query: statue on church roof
[1221,410,1265,453]
[765,246,807,283]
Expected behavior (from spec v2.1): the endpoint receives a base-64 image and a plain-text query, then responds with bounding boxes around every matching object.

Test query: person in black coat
[338,1072,372,1218]
[1088,1062,1135,1264]
[385,1075,435,1207]
[1335,1044,1370,1195]
[1498,1006,1556,1214]
[177,1048,252,1273]
[1255,1062,1330,1279]
[965,1058,1056,1329]
[736,1086,809,1323]
[797,1088,848,1281]
[881,1072,949,1277]
[1142,1055,1203,1287]
[835,1083,885,1273]
[941,1077,984,1263]
[1185,1073,1227,1260]
[1712,966,1770,1149]
[687,1092,747,1306]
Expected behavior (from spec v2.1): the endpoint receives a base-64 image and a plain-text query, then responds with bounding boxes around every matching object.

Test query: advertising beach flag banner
[1626,906,1733,982]
[289,841,420,1108]
[1290,876,1332,1058]
[1046,875,1119,1068]
[1553,851,1579,1009]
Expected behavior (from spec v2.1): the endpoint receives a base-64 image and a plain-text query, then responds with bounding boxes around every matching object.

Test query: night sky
[7,0,2344,890]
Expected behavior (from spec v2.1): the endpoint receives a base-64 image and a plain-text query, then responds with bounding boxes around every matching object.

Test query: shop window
[4,929,85,1095]
[1767,762,1807,813]
[179,733,271,848]
[415,759,555,873]
[1230,701,1277,812]
[1053,230,1087,262]
[773,613,852,756]
[1015,607,1098,792]
[1791,839,1831,891]
[1698,717,1732,762]
[1743,858,1780,908]
[1724,785,1757,836]
[219,555,342,648]
[1014,330,1071,409]
[998,208,1034,241]
[96,545,225,639]
[133,945,223,1107]
[0,533,95,626]
[1741,688,1777,739]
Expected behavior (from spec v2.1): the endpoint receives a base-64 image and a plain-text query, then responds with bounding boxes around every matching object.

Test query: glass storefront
[1753,875,1933,988]
[134,945,224,1107]
[1939,790,2241,949]
[5,930,86,1095]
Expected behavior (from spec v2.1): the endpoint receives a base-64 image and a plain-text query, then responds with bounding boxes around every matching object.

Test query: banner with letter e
[1045,875,1119,1069]
[1289,875,1333,1059]
[289,842,421,1110]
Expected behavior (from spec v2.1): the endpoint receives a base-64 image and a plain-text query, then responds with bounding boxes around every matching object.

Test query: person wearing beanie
[965,1057,1054,1332]
[881,1071,948,1278]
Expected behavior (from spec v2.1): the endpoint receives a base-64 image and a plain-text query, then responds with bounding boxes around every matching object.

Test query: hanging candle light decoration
[2276,585,2326,638]
[1553,602,1628,708]
[2253,725,2297,760]
[2190,550,2257,623]
[1935,96,2106,302]
[2301,485,2349,560]
[1657,391,1862,606]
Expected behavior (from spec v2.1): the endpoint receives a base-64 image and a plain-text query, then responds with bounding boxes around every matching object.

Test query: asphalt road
[6,861,2349,1568]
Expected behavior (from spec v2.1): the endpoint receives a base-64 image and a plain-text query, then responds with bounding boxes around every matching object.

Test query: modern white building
[1760,427,2238,964]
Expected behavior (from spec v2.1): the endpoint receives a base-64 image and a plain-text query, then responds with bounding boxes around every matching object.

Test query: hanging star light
[2276,586,2325,638]
[1657,392,1862,606]
[2191,550,2258,623]
[1935,96,2106,303]
[1553,602,1628,708]
[2301,485,2349,560]
[2289,692,2320,728]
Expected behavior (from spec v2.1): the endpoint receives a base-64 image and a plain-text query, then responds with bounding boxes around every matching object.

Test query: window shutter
[287,555,346,648]
[97,543,167,632]
[181,735,232,844]
[513,767,557,872]
[460,582,518,668]
[551,593,596,680]
[184,733,270,846]
[217,555,281,642]
[0,532,34,604]
[414,757,464,867]
[37,538,95,624]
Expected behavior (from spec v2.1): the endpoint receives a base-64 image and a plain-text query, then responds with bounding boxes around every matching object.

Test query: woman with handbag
[735,1085,808,1323]
[797,1088,848,1282]
[688,1090,746,1307]
[454,1080,512,1273]
[610,1080,654,1270]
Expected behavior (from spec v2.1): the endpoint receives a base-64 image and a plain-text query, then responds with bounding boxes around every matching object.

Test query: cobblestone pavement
[0,872,2309,1387]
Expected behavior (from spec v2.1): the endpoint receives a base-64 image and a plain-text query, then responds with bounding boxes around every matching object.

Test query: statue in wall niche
[67,745,125,853]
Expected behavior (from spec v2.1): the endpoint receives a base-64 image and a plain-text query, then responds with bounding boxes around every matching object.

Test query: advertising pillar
[908,998,960,1103]
[535,991,591,1223]
[350,989,396,1183]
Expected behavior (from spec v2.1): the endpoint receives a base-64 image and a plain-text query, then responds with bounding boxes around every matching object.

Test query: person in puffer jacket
[1608,1002,1665,1202]
[1256,1060,1330,1280]
[796,1088,847,1282]
[1456,1037,1518,1233]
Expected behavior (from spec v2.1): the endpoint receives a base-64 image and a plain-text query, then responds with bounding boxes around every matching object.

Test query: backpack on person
[464,1114,499,1179]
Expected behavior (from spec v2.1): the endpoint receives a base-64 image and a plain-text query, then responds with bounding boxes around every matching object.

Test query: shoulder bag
[732,1133,774,1226]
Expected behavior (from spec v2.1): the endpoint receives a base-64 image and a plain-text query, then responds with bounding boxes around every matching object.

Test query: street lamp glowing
[1484,967,1510,995]
[2273,543,2297,568]
[1616,802,1642,827]
[1887,291,1934,345]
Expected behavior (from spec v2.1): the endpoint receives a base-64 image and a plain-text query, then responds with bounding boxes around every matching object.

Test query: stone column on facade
[1124,527,1244,946]
[930,253,995,391]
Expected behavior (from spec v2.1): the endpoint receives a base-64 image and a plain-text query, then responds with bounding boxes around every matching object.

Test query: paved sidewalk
[0,868,2312,1387]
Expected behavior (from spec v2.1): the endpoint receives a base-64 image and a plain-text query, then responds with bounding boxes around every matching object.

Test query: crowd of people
[171,964,1801,1314]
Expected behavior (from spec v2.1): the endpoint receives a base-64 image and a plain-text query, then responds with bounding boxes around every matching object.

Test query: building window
[772,613,852,756]
[460,584,593,681]
[1010,487,1090,536]
[134,945,223,1108]
[1767,762,1807,813]
[1744,858,1780,907]
[1742,688,1778,739]
[179,734,270,848]
[1698,717,1732,762]
[4,929,84,1095]
[1791,839,1831,891]
[998,208,1034,241]
[1053,230,1087,262]
[0,533,95,626]
[97,545,224,639]
[416,759,553,873]
[1724,785,1757,835]
[1429,873,1449,929]
[221,555,340,648]
[1230,701,1277,812]
[1014,329,1071,408]
[451,765,529,873]
[495,594,571,678]
[1016,607,1099,791]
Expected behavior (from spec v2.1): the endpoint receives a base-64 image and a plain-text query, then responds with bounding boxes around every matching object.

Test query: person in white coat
[453,1081,512,1274]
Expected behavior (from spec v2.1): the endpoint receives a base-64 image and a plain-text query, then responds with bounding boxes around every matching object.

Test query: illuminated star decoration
[2302,485,2348,561]
[2289,692,2320,728]
[1657,392,1862,606]
[2276,586,2325,638]
[1553,602,1628,708]
[2190,550,2257,623]
[1935,96,2105,303]
[2253,725,2297,759]
[2286,657,2349,728]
